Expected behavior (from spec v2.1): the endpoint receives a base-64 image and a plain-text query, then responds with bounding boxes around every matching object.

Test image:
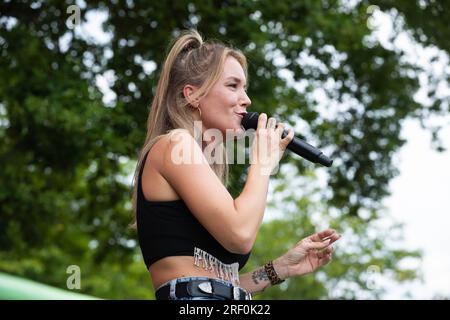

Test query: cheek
[201,91,240,129]
[221,93,239,112]
[209,92,237,113]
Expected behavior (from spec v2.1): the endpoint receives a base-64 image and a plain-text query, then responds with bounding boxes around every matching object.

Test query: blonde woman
[131,29,341,300]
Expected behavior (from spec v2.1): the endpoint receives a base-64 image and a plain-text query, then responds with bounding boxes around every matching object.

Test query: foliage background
[1,0,448,299]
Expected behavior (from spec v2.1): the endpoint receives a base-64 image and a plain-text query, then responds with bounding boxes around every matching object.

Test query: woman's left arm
[239,257,288,295]
[239,229,342,295]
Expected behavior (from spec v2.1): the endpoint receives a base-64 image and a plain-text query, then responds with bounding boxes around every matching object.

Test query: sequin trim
[193,247,240,286]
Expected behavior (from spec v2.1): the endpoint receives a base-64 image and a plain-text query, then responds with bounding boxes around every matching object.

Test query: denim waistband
[156,276,234,290]
[155,276,252,300]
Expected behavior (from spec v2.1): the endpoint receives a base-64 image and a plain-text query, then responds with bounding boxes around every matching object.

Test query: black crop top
[136,151,251,271]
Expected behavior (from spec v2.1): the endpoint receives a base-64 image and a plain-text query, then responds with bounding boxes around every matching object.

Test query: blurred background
[0,0,449,299]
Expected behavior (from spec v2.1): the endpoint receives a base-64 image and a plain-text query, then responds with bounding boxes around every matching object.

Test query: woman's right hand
[250,113,294,175]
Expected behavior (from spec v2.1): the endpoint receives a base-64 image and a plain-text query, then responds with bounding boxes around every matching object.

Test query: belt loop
[169,279,177,300]
[233,286,240,300]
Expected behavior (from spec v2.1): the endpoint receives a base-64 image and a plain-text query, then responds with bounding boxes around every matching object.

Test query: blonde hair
[130,29,248,227]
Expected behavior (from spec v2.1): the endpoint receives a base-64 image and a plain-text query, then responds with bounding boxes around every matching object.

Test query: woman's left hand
[275,229,342,279]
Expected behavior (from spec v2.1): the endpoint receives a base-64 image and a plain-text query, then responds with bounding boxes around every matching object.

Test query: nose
[240,91,251,108]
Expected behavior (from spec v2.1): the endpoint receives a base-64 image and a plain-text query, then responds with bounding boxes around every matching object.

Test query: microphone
[241,112,333,167]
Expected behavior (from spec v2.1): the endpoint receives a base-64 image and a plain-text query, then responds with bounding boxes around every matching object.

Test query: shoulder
[153,129,194,150]
[148,129,204,172]
[157,129,205,164]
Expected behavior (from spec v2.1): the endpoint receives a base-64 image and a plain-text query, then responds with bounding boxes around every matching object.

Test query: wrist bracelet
[264,260,285,285]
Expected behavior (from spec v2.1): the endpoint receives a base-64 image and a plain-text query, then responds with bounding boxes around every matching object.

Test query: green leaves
[1,0,448,299]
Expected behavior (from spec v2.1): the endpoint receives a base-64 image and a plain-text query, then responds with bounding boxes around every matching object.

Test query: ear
[183,84,199,106]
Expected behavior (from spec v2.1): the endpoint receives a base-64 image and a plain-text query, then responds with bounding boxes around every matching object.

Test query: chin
[226,126,245,140]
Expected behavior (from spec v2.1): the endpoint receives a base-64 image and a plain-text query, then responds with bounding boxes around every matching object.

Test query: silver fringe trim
[193,247,240,286]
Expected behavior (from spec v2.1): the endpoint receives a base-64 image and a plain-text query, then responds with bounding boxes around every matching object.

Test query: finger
[267,117,277,129]
[304,239,331,251]
[309,229,337,242]
[328,233,342,244]
[319,251,333,262]
[282,128,294,145]
[257,113,267,132]
[323,246,333,254]
[317,248,329,259]
[275,122,285,137]
[325,233,341,245]
[318,229,337,240]
[318,245,334,257]
[319,244,333,252]
[319,255,332,266]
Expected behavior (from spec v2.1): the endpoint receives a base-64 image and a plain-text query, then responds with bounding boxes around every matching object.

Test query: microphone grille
[241,112,260,130]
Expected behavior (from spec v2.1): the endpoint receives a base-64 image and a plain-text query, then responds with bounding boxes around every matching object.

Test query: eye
[228,83,238,89]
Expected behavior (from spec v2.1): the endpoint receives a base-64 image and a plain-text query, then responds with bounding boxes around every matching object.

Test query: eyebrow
[225,76,247,88]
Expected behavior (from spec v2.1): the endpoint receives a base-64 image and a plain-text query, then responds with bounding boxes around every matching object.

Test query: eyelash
[228,84,247,92]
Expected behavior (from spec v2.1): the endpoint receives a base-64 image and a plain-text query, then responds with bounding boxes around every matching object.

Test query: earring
[189,103,202,119]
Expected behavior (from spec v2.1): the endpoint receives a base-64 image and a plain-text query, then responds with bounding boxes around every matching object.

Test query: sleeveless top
[136,151,251,280]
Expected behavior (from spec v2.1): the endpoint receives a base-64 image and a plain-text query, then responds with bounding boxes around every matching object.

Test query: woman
[131,29,341,300]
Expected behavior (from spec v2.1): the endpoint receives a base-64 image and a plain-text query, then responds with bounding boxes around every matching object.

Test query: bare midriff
[149,256,224,290]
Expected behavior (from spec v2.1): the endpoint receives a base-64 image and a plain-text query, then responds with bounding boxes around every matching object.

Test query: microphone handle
[281,130,333,167]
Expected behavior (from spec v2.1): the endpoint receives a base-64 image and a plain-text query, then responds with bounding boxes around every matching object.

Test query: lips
[235,112,247,118]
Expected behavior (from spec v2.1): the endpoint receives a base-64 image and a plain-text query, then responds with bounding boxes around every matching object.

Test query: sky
[76,6,449,299]
[370,9,450,299]
[382,119,450,299]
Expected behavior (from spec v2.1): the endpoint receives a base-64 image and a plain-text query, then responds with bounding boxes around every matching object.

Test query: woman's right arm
[157,114,293,254]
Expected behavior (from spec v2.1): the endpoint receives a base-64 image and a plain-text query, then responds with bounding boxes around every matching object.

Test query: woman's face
[196,56,251,138]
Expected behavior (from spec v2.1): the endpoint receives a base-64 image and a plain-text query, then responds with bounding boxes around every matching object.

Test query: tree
[1,0,448,299]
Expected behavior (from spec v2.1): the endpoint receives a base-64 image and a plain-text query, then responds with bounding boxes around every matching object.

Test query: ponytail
[130,29,248,228]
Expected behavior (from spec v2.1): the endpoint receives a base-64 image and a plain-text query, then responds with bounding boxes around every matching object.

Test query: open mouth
[235,112,247,118]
